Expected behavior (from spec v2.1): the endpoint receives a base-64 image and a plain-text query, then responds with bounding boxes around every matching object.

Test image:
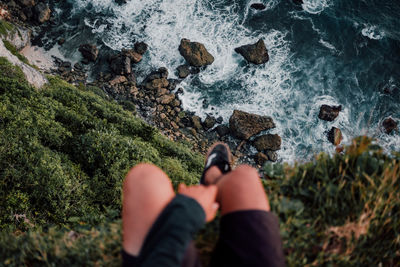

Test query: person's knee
[123,163,172,194]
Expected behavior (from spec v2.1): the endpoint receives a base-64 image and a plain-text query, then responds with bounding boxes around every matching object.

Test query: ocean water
[40,0,400,162]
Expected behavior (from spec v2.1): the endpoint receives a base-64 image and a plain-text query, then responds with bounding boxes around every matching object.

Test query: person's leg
[122,163,175,256]
[204,165,270,215]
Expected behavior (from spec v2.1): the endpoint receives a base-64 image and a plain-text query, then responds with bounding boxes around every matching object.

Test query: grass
[2,39,30,65]
[0,56,399,266]
[0,19,14,37]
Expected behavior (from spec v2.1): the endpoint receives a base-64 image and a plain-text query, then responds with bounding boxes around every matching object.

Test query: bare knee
[123,163,173,197]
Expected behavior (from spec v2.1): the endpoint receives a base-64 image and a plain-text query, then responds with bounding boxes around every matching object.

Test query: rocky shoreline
[1,0,398,167]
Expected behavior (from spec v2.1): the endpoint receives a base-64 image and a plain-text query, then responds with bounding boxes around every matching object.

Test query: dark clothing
[122,196,285,267]
[209,210,285,267]
[122,194,205,267]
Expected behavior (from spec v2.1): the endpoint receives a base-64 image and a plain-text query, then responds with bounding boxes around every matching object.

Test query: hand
[178,184,219,222]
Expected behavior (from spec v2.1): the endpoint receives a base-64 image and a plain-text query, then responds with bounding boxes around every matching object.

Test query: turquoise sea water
[40,0,400,162]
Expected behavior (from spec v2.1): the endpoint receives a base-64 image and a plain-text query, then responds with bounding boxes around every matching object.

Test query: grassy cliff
[0,57,399,266]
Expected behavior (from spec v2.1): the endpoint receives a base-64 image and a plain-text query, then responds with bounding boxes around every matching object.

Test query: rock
[177,65,190,78]
[253,134,282,151]
[134,41,148,55]
[171,121,179,130]
[327,127,343,146]
[293,0,304,5]
[79,44,98,62]
[58,38,65,45]
[266,150,278,162]
[318,105,342,121]
[17,0,35,7]
[176,87,184,95]
[235,39,269,65]
[167,79,180,91]
[382,117,398,134]
[109,54,131,74]
[216,116,223,124]
[229,110,275,140]
[250,3,266,10]
[191,115,202,130]
[122,48,142,63]
[160,113,167,120]
[109,75,127,86]
[202,115,216,130]
[156,88,169,97]
[254,152,268,165]
[159,94,175,105]
[178,38,214,67]
[4,25,30,50]
[34,3,51,23]
[115,0,127,5]
[145,78,169,90]
[216,125,230,137]
[171,99,181,107]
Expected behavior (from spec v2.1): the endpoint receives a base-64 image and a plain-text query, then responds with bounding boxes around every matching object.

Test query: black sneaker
[200,143,232,185]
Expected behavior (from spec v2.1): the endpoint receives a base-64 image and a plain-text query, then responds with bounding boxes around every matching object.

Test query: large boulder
[318,105,341,121]
[109,54,131,74]
[229,110,275,140]
[79,44,99,62]
[134,41,148,55]
[176,65,190,78]
[234,39,269,65]
[253,134,282,151]
[382,117,398,134]
[121,48,142,63]
[202,115,216,130]
[34,2,51,23]
[178,38,214,67]
[327,127,343,146]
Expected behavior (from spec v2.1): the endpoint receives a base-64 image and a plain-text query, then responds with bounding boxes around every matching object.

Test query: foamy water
[44,0,400,163]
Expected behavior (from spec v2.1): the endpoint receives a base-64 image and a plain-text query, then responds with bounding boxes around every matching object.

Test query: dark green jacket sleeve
[139,194,206,267]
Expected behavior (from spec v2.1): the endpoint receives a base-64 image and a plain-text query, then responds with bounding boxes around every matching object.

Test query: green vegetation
[2,39,30,65]
[0,19,14,37]
[0,57,399,266]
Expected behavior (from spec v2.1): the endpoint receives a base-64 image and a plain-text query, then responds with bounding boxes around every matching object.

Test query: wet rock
[216,116,223,124]
[58,38,65,45]
[109,54,131,74]
[191,115,202,130]
[109,75,127,86]
[327,127,343,146]
[122,48,142,63]
[202,115,216,130]
[216,125,230,137]
[293,0,304,5]
[177,65,190,78]
[250,3,266,10]
[145,78,169,90]
[176,88,184,95]
[79,44,98,62]
[235,39,269,65]
[134,41,148,55]
[167,79,180,91]
[34,2,51,23]
[115,0,127,5]
[229,110,275,140]
[178,38,214,67]
[254,152,268,165]
[253,134,281,151]
[158,94,175,105]
[382,117,398,134]
[318,105,342,121]
[266,150,278,162]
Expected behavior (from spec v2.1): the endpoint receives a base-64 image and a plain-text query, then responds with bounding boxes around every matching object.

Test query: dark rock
[229,110,275,140]
[115,0,127,5]
[327,127,343,146]
[216,116,223,124]
[254,152,268,165]
[250,3,266,10]
[176,88,184,95]
[382,117,398,134]
[177,65,190,78]
[167,79,180,91]
[190,67,201,74]
[235,39,269,65]
[34,3,51,23]
[22,7,33,20]
[109,54,131,75]
[293,0,304,5]
[216,125,230,137]
[79,44,99,62]
[202,115,216,130]
[126,72,136,84]
[158,67,168,78]
[318,105,342,121]
[178,38,214,67]
[74,62,83,71]
[121,48,142,63]
[191,116,202,130]
[17,0,35,7]
[266,150,278,162]
[134,41,148,55]
[58,38,65,45]
[253,134,281,151]
[202,99,209,109]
